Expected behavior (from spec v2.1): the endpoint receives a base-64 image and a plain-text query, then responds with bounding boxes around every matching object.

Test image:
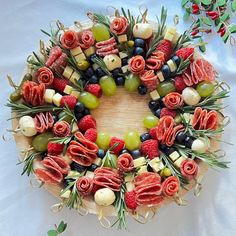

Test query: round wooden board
[11,19,219,217]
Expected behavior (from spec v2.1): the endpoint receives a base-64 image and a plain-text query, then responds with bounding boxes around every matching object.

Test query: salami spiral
[34,112,54,133]
[117,153,134,172]
[53,121,71,137]
[66,131,98,166]
[36,67,54,86]
[146,51,165,70]
[78,30,95,49]
[180,159,199,180]
[129,55,145,74]
[162,176,179,196]
[21,81,45,106]
[139,70,158,91]
[110,17,128,35]
[60,30,78,49]
[192,107,218,130]
[35,155,70,184]
[76,176,94,196]
[94,167,122,191]
[95,37,118,56]
[156,39,172,61]
[134,173,163,205]
[163,92,184,109]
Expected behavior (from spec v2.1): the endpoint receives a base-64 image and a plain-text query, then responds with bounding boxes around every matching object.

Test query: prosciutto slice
[34,112,54,133]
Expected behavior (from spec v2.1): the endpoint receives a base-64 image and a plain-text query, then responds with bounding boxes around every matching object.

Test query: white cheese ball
[182,87,201,106]
[191,138,208,153]
[94,188,116,206]
[19,116,37,137]
[103,54,121,71]
[133,23,153,39]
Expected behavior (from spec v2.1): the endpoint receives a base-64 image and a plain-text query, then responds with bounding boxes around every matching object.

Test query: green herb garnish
[47,220,67,236]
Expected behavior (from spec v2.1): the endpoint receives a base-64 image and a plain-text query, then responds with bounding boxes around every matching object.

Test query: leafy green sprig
[91,55,112,76]
[47,220,67,236]
[101,142,119,168]
[172,30,192,53]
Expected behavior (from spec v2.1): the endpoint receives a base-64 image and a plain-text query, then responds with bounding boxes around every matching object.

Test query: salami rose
[110,17,128,35]
[163,92,184,109]
[129,55,145,74]
[76,176,94,196]
[78,30,95,49]
[37,67,54,86]
[61,30,78,49]
[53,121,71,137]
[139,70,158,91]
[117,153,134,172]
[180,159,199,180]
[162,176,179,196]
[146,51,165,70]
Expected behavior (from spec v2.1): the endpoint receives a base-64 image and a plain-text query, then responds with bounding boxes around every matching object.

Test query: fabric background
[0,0,235,235]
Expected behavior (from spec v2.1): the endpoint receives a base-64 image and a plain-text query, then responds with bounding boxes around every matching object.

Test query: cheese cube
[152,161,165,172]
[84,46,95,57]
[44,89,55,103]
[74,53,86,63]
[119,51,128,59]
[150,90,160,100]
[70,71,81,85]
[70,90,80,99]
[126,182,135,192]
[85,171,94,178]
[52,93,62,107]
[164,26,177,42]
[156,71,165,82]
[167,59,177,72]
[137,166,148,175]
[168,26,177,35]
[121,64,129,73]
[61,154,73,165]
[134,157,146,168]
[63,85,73,95]
[169,151,180,162]
[93,157,102,166]
[71,122,79,133]
[67,170,81,178]
[125,175,134,182]
[63,66,74,79]
[92,63,100,71]
[70,46,82,56]
[172,33,180,44]
[60,189,71,198]
[118,34,128,43]
[148,158,160,167]
[174,156,187,168]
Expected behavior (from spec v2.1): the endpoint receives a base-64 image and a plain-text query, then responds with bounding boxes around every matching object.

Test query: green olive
[77,60,90,71]
[127,40,134,47]
[32,132,54,152]
[174,114,182,125]
[20,73,33,86]
[161,167,172,177]
[9,90,22,102]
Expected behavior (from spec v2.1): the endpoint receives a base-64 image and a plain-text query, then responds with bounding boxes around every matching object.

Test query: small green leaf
[229,25,236,33]
[181,0,189,7]
[201,0,211,5]
[220,12,230,22]
[57,221,67,233]
[47,230,58,236]
[185,6,191,13]
[216,22,223,31]
[232,0,236,12]
[194,0,201,4]
[217,0,226,7]
[221,32,230,43]
[202,17,212,26]
[183,11,190,21]
[199,38,206,52]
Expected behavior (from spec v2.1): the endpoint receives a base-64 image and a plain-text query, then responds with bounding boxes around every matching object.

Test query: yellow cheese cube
[44,89,55,103]
[126,182,135,192]
[85,171,94,178]
[125,175,134,182]
[84,46,96,57]
[93,157,102,166]
[119,51,128,59]
[168,26,177,35]
[70,90,80,99]
[137,166,148,175]
[70,46,82,56]
[150,90,160,100]
[174,156,187,168]
[70,71,81,85]
[71,122,79,133]
[60,189,71,198]
[156,71,165,82]
[118,34,128,43]
[61,154,73,165]
[134,157,146,168]
[167,59,177,72]
[67,170,81,178]
[63,85,73,95]
[152,161,165,172]
[63,66,74,79]
[52,93,62,107]
[148,158,159,167]
[74,53,86,63]
[172,33,180,44]
[164,26,177,42]
[169,151,180,162]
[121,64,129,73]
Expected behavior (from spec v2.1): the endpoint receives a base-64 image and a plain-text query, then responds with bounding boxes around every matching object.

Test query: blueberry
[138,85,147,95]
[165,147,177,156]
[133,47,145,57]
[131,149,141,159]
[184,136,195,149]
[112,68,122,78]
[74,102,85,113]
[88,164,98,172]
[140,133,151,142]
[97,149,106,159]
[148,100,160,111]
[71,162,86,172]
[85,67,94,77]
[172,55,181,67]
[89,75,99,84]
[176,131,187,144]
[154,108,162,118]
[134,38,145,48]
[115,76,125,86]
[88,54,97,63]
[96,68,106,78]
[75,112,84,121]
[52,114,58,123]
[121,57,128,66]
[83,108,90,116]
[161,64,171,78]
[159,144,167,152]
[120,149,129,155]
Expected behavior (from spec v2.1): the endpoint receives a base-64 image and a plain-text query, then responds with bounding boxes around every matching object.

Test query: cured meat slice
[129,55,145,74]
[50,53,67,74]
[78,30,95,49]
[53,121,71,137]
[146,51,165,70]
[162,176,179,196]
[95,37,118,57]
[110,17,128,35]
[34,112,54,133]
[76,176,94,196]
[66,131,98,166]
[163,92,184,109]
[139,70,158,91]
[37,67,54,86]
[60,30,78,49]
[35,168,63,184]
[94,167,122,191]
[180,159,199,180]
[46,46,62,67]
[117,153,134,172]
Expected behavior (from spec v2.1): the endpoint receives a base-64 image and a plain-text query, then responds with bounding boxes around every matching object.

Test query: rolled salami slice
[117,153,134,172]
[34,112,54,133]
[146,51,165,70]
[76,176,94,196]
[163,92,184,109]
[78,30,95,49]
[110,17,128,35]
[53,121,71,137]
[162,176,179,196]
[129,55,145,74]
[139,70,158,91]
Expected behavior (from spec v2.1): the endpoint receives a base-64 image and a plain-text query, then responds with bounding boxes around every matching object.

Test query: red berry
[211,14,219,20]
[109,137,125,155]
[176,47,194,61]
[191,29,199,36]
[141,139,159,159]
[160,108,176,118]
[174,75,187,92]
[156,39,172,61]
[84,128,97,142]
[47,142,64,155]
[78,115,96,133]
[149,128,158,140]
[85,84,102,98]
[52,77,68,93]
[60,95,77,109]
[192,4,200,14]
[124,191,138,210]
[206,11,217,17]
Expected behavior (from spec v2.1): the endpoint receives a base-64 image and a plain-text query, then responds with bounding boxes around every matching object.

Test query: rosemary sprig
[27,51,45,70]
[101,143,119,168]
[172,30,192,53]
[146,7,167,58]
[171,57,191,76]
[91,55,112,76]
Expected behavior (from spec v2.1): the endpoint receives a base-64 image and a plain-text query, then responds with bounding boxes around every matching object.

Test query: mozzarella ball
[94,188,116,206]
[133,23,153,39]
[182,87,201,106]
[103,54,121,71]
[19,116,37,137]
[191,138,208,153]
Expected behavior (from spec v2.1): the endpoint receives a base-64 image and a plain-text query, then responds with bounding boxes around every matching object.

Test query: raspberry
[124,191,138,210]
[149,128,158,140]
[156,39,172,61]
[109,137,125,155]
[85,84,102,98]
[141,139,159,159]
[52,77,68,93]
[60,95,77,109]
[78,115,96,133]
[47,142,64,155]
[84,128,97,142]
[176,47,194,61]
[160,108,177,118]
[174,75,187,92]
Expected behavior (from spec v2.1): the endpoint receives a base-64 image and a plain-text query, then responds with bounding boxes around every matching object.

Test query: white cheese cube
[71,122,79,133]
[156,71,165,82]
[133,157,146,168]
[70,46,82,56]
[164,26,177,42]
[167,59,177,72]
[84,46,95,57]
[126,182,135,192]
[92,63,99,71]
[125,175,134,182]
[63,66,74,79]
[121,64,129,73]
[119,51,128,59]
[85,171,94,178]
[137,166,148,175]
[168,26,177,35]
[60,189,71,198]
[150,90,160,100]
[172,33,180,44]
[169,151,180,162]
[174,156,187,168]
[63,85,73,95]
[93,158,102,166]
[148,157,160,167]
[70,90,80,99]
[44,89,55,103]
[52,93,62,107]
[70,71,81,85]
[74,53,86,63]
[67,170,81,177]
[118,34,128,43]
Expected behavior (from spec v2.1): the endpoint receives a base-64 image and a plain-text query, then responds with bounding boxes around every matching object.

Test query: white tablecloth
[0,0,236,235]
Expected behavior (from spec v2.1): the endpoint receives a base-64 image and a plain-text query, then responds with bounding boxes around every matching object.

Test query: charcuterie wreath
[7,7,230,230]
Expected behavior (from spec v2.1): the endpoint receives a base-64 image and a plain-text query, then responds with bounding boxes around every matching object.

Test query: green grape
[156,81,176,97]
[143,114,159,128]
[91,23,110,42]
[103,153,118,168]
[96,132,111,150]
[78,91,99,109]
[196,81,214,97]
[32,132,53,152]
[58,111,73,123]
[161,167,172,177]
[124,130,141,151]
[99,76,117,96]
[174,114,182,125]
[9,90,21,102]
[124,73,140,92]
